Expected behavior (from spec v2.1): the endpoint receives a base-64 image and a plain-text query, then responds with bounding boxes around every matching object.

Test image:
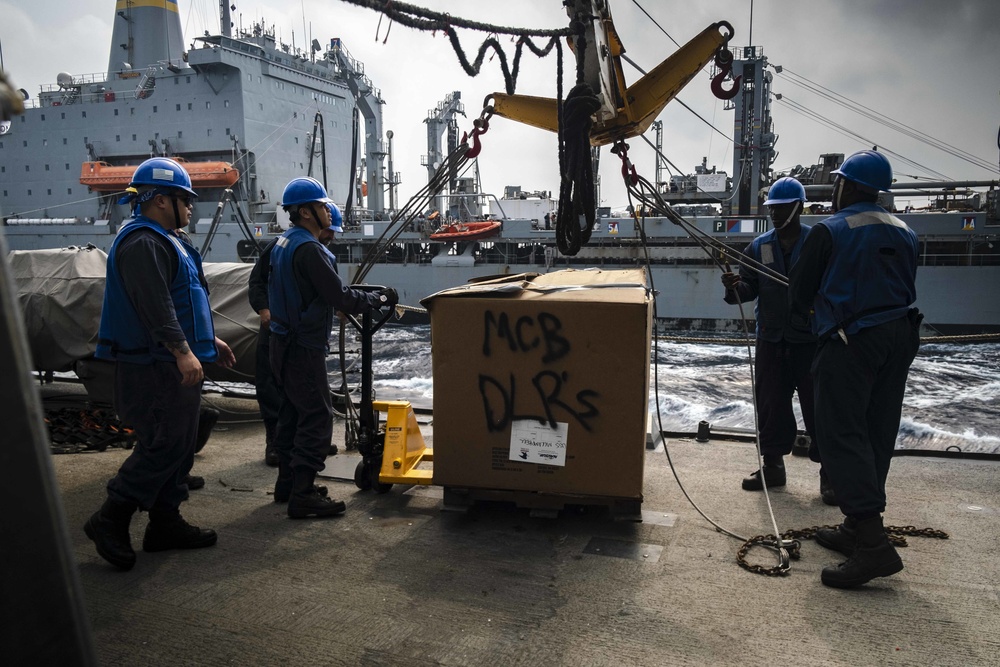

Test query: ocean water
[361,325,1000,455]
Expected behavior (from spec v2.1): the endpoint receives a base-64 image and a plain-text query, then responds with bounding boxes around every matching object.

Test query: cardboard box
[422,268,652,499]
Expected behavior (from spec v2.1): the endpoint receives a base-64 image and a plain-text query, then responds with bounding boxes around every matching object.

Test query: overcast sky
[3,0,998,210]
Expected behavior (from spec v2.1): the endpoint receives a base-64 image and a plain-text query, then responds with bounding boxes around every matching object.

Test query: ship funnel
[107,0,186,74]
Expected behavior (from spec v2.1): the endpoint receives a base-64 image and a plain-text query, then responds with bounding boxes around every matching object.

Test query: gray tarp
[10,247,260,386]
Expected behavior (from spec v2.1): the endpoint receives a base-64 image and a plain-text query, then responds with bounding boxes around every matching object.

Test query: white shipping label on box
[509,420,568,466]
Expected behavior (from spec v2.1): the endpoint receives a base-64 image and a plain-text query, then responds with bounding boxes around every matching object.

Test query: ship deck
[48,386,1000,666]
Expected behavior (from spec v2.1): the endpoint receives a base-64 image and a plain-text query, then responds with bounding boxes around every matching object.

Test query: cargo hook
[711,47,741,100]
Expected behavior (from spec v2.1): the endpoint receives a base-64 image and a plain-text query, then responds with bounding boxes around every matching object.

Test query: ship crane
[422,91,466,218]
[490,1,734,148]
[326,39,388,216]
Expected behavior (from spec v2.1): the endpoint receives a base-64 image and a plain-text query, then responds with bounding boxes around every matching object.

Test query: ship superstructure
[0,0,386,252]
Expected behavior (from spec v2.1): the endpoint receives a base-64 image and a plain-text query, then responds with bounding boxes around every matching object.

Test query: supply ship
[2,0,998,334]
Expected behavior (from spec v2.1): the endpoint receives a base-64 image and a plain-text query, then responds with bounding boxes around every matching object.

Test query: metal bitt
[696,420,712,443]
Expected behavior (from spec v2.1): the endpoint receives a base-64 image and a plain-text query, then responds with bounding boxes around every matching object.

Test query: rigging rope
[340,0,571,95]
[777,67,999,175]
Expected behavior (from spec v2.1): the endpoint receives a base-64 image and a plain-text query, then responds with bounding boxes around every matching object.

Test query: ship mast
[726,45,776,216]
[221,0,232,38]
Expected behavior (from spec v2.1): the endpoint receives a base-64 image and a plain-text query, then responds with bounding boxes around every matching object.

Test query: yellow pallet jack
[346,289,434,494]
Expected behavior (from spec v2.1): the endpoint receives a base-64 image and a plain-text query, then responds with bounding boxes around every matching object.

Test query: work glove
[720,272,741,289]
[376,287,399,308]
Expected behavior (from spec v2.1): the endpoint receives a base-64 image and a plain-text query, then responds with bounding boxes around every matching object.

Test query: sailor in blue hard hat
[267,177,396,519]
[829,149,893,211]
[118,156,200,230]
[86,157,235,571]
[721,176,827,501]
[788,150,921,589]
[279,176,342,234]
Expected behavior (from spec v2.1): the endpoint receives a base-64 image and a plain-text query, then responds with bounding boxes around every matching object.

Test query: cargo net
[45,407,136,454]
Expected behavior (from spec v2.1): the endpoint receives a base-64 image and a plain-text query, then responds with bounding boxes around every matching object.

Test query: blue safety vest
[96,217,218,364]
[812,202,918,339]
[743,224,813,343]
[268,226,334,350]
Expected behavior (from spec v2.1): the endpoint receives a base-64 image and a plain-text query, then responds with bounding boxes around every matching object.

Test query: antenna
[301,0,308,59]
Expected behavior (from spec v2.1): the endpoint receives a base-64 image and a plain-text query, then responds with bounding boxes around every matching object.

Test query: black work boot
[815,515,857,557]
[741,462,786,491]
[183,474,205,490]
[142,509,218,552]
[819,468,837,506]
[264,447,279,467]
[821,515,903,589]
[264,425,279,466]
[273,461,328,503]
[287,467,345,518]
[84,498,138,571]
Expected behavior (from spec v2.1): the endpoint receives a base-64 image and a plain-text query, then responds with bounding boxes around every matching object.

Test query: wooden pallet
[442,486,642,521]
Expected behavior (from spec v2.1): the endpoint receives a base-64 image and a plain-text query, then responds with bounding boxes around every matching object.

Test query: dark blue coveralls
[96,218,217,512]
[726,224,819,461]
[788,202,920,516]
[267,226,379,471]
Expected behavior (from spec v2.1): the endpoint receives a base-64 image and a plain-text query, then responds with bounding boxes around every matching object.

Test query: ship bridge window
[45,164,49,171]
[23,140,27,147]
[132,134,136,141]
[27,189,31,196]
[294,137,298,144]
[42,139,47,147]
[206,101,211,109]
[41,114,45,121]
[60,112,65,119]
[1,166,4,173]
[153,106,158,112]
[176,104,181,111]
[174,78,178,85]
[130,108,135,115]
[114,109,118,116]
[82,111,86,118]
[224,100,230,108]
[187,103,192,110]
[47,189,52,195]
[186,76,191,84]
[25,165,29,171]
[177,131,182,138]
[65,163,69,170]
[259,103,263,111]
[207,129,212,137]
[63,138,67,145]
[225,128,230,136]
[116,135,120,142]
[67,188,72,195]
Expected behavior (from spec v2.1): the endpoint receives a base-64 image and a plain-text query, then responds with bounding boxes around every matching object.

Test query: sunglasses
[166,194,194,207]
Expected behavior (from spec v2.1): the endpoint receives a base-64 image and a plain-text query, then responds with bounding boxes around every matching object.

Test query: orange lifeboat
[429,220,502,242]
[80,160,240,192]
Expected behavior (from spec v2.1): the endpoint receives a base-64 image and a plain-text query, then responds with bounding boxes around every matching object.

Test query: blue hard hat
[280,177,334,207]
[327,203,343,232]
[832,150,893,192]
[128,157,198,197]
[763,177,806,205]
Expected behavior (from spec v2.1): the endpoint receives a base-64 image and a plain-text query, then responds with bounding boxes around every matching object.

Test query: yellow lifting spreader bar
[490,21,732,147]
[373,400,435,485]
